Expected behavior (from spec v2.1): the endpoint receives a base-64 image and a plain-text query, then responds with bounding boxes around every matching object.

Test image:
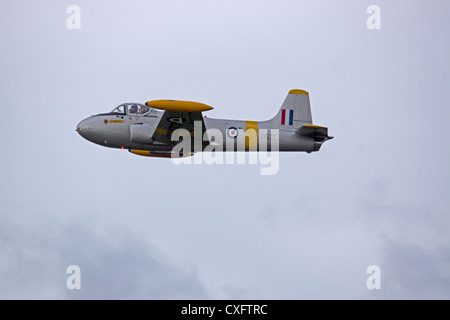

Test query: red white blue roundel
[227,127,238,139]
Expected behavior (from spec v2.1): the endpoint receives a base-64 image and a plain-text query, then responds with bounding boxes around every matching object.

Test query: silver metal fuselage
[76,108,315,153]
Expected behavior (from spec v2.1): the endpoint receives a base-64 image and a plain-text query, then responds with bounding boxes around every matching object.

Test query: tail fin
[263,89,313,130]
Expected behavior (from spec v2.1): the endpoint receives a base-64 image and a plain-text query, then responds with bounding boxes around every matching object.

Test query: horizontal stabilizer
[296,125,333,152]
[295,125,330,138]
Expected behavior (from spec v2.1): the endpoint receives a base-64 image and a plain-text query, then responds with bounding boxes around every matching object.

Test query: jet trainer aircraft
[76,89,333,157]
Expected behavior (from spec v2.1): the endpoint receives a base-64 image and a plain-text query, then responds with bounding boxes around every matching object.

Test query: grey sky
[1,0,450,299]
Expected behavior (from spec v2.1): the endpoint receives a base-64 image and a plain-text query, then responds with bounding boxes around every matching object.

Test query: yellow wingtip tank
[145,100,213,112]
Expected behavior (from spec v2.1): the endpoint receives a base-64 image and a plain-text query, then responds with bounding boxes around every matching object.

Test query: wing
[145,100,214,151]
[152,110,208,147]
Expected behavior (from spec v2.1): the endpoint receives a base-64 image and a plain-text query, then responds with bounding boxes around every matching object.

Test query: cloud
[379,241,450,299]
[1,0,450,301]
[355,177,450,299]
[0,215,208,299]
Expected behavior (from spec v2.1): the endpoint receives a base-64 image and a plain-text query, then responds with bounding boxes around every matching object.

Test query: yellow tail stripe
[245,121,258,151]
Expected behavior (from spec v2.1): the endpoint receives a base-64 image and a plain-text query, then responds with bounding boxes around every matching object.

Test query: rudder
[264,89,313,130]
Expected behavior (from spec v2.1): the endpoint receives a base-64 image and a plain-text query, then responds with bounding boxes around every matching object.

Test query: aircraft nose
[76,117,96,140]
[76,118,88,133]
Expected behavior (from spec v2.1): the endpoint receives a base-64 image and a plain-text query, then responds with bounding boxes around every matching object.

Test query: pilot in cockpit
[129,104,138,114]
[138,105,149,114]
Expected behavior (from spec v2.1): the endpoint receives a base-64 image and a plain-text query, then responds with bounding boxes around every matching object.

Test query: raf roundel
[227,127,238,139]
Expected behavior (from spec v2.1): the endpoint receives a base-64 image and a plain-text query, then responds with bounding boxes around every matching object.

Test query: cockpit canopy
[111,103,150,115]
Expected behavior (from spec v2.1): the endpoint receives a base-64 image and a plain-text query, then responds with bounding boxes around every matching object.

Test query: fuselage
[76,105,315,153]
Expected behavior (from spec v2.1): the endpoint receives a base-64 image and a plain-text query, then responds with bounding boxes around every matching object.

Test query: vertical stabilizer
[264,89,313,130]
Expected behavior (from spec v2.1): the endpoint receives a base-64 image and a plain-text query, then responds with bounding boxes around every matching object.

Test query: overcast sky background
[1,0,450,299]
